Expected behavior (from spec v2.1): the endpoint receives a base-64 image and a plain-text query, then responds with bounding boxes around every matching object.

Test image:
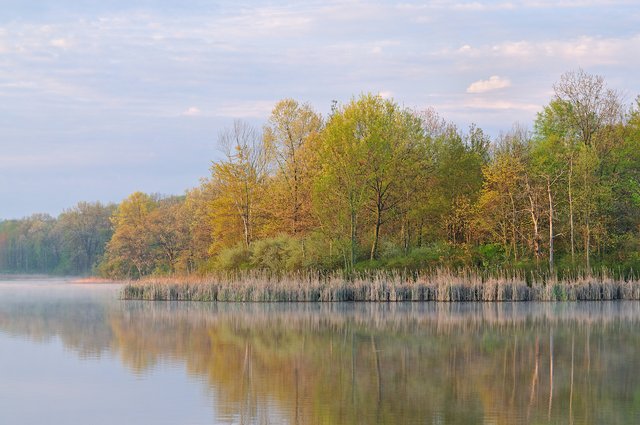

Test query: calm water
[1,278,640,424]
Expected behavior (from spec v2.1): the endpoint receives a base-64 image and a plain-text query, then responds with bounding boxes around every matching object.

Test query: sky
[1,0,639,219]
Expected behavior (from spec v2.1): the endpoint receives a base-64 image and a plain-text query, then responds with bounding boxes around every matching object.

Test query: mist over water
[1,277,640,424]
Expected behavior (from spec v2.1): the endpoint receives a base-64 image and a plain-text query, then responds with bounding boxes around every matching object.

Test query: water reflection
[1,280,640,424]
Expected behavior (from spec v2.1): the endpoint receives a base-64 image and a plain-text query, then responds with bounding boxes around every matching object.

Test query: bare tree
[553,69,623,146]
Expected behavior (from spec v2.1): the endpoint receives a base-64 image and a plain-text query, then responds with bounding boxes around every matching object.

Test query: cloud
[518,0,637,7]
[455,35,640,67]
[214,100,275,118]
[463,98,540,112]
[399,0,635,11]
[182,106,201,116]
[451,2,516,11]
[50,38,70,49]
[378,90,394,99]
[2,0,639,218]
[466,76,511,93]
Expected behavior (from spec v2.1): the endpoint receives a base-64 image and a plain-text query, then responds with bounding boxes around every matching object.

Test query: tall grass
[120,268,640,302]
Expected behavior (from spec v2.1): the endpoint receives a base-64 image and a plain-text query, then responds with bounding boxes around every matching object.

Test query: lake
[1,277,640,424]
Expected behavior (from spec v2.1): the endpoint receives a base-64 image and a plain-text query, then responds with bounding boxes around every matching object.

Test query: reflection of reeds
[114,300,640,336]
[120,269,640,302]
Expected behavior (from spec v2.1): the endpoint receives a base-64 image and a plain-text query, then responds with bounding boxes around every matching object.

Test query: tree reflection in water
[2,295,640,425]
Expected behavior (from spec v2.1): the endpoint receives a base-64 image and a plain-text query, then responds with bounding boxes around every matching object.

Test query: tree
[55,202,115,274]
[314,94,428,265]
[263,99,323,235]
[424,122,488,246]
[103,192,157,278]
[210,120,271,251]
[553,69,623,147]
[478,131,527,262]
[535,69,625,270]
[148,197,190,274]
[314,98,370,269]
[363,100,424,260]
[183,183,216,272]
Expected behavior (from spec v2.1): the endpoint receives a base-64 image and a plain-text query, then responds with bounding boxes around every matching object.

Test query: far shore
[70,277,119,284]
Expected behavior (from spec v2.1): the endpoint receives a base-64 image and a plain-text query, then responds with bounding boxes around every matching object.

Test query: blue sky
[1,0,639,218]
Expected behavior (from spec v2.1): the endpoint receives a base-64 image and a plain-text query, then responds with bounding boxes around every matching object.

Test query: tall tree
[314,94,427,265]
[148,197,190,274]
[536,69,625,269]
[210,120,271,250]
[183,183,216,272]
[103,192,157,278]
[478,133,527,262]
[263,99,323,235]
[314,98,370,269]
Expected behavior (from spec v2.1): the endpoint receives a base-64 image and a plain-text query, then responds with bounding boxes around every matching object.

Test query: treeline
[2,69,640,278]
[0,203,114,275]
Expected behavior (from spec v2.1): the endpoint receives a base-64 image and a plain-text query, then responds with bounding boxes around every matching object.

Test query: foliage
[2,70,639,279]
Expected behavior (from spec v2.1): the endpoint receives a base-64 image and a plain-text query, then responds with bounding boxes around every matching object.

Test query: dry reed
[120,269,640,302]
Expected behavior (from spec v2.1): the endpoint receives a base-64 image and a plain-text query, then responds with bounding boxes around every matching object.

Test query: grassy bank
[120,269,640,302]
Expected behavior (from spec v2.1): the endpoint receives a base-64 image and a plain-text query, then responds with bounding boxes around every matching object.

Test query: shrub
[216,245,252,270]
[251,235,304,272]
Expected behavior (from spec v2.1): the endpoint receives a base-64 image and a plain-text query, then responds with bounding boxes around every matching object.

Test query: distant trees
[0,214,59,273]
[101,193,192,278]
[2,69,638,278]
[56,202,115,274]
[0,203,114,275]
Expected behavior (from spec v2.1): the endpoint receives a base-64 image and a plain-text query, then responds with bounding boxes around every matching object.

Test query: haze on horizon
[1,0,639,219]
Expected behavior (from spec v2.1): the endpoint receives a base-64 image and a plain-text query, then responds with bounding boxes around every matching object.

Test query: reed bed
[120,269,640,302]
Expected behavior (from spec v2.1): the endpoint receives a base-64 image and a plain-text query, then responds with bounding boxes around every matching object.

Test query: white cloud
[519,0,637,7]
[214,100,275,118]
[400,0,635,11]
[456,35,640,67]
[451,2,516,11]
[463,98,540,112]
[467,76,511,93]
[378,90,394,99]
[50,38,70,49]
[182,106,201,116]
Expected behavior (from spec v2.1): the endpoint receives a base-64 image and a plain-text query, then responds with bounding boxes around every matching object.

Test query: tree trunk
[547,177,554,274]
[292,164,299,235]
[568,156,575,263]
[526,185,540,265]
[585,218,591,271]
[370,205,382,261]
[350,204,357,271]
[242,214,250,248]
[509,191,518,262]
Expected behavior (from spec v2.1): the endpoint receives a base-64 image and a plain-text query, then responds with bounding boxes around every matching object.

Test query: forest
[2,69,640,279]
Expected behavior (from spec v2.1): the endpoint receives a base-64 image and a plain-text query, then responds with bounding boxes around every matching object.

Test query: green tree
[55,202,115,274]
[314,94,425,266]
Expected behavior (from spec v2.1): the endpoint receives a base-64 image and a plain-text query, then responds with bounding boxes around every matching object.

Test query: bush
[251,235,304,272]
[216,245,252,270]
[474,243,505,268]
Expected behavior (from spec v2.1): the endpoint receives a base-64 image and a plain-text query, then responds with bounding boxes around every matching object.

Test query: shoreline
[120,271,640,302]
[70,277,118,284]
